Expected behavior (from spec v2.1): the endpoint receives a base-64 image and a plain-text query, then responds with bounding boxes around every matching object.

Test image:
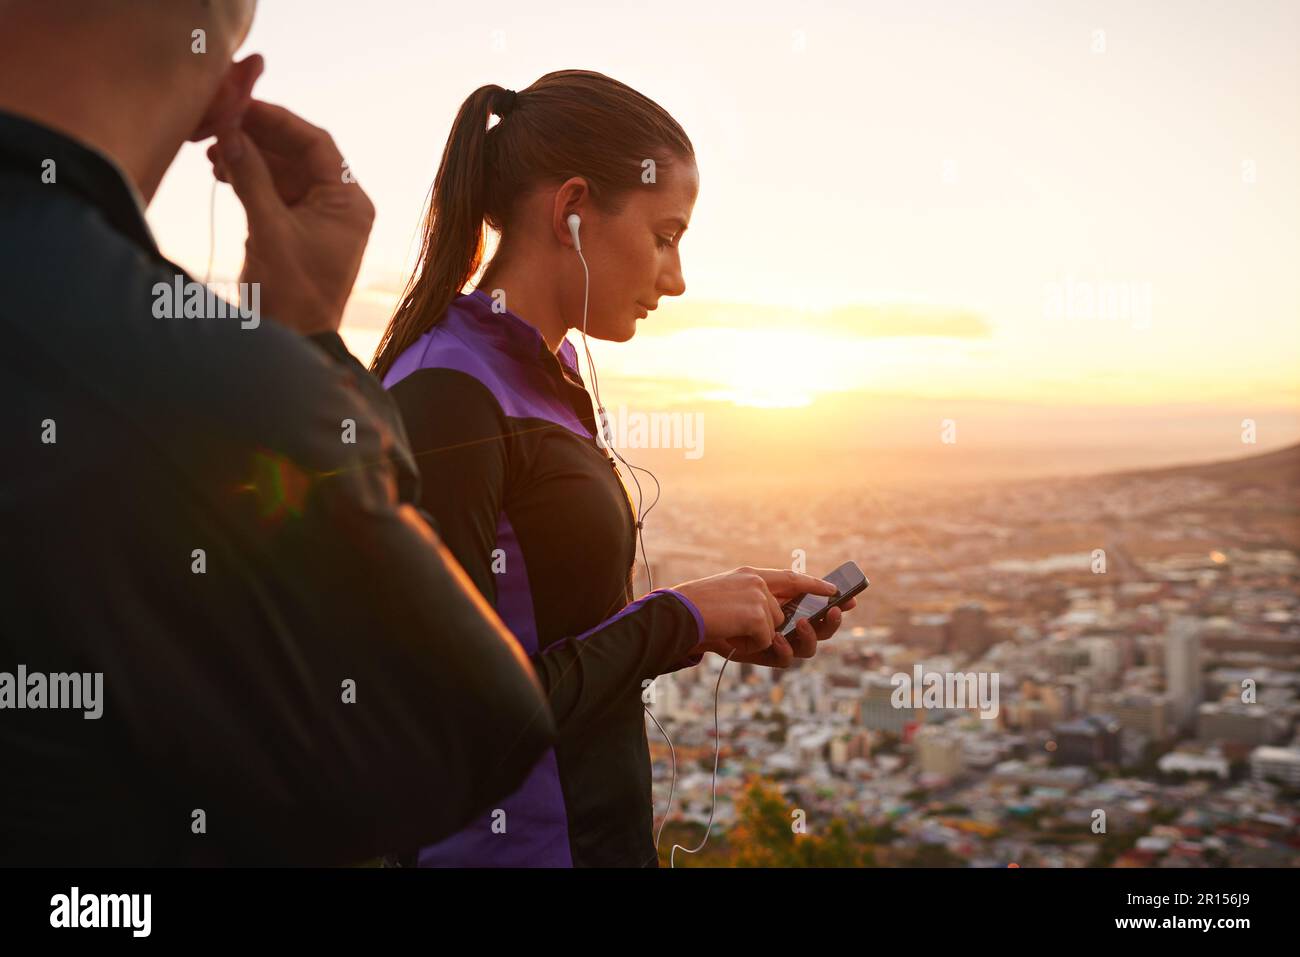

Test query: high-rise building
[915,725,965,778]
[949,602,990,656]
[861,674,917,733]
[1165,617,1202,733]
[1081,635,1122,691]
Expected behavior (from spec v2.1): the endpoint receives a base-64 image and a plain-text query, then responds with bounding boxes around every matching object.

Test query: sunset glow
[144,0,1300,473]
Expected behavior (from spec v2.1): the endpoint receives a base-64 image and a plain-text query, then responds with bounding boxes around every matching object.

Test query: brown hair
[371,69,694,379]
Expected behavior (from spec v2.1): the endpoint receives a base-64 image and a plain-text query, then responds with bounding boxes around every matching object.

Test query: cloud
[824,305,992,339]
[642,300,991,340]
[341,291,993,353]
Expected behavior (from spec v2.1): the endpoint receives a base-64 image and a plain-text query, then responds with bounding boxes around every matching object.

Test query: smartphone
[777,561,869,637]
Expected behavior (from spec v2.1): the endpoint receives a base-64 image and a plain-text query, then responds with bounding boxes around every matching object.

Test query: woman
[373,70,855,867]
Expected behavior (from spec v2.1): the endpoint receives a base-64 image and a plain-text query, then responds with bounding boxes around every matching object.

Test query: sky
[146,0,1300,478]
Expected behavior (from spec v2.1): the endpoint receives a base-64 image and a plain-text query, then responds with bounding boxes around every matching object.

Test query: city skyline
[640,437,1299,867]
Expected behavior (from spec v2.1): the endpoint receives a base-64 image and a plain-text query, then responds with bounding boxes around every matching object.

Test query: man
[0,0,555,864]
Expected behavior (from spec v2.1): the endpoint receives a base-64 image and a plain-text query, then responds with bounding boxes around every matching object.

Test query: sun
[676,328,839,408]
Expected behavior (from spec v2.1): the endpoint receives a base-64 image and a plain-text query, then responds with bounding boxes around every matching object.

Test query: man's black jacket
[0,110,555,865]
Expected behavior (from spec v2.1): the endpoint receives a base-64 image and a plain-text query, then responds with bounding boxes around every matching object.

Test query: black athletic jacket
[384,289,706,867]
[0,110,554,865]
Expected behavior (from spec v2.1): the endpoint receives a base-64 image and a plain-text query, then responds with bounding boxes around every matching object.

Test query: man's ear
[188,54,264,142]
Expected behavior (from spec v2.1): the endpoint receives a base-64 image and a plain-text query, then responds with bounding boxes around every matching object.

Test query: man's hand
[209,100,374,335]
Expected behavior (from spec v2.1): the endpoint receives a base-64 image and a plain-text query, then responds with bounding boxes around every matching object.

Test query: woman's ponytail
[372,85,510,379]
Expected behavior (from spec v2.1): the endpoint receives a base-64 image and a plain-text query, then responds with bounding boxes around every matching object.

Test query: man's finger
[207,143,229,183]
[218,131,283,223]
[241,100,344,182]
[210,140,316,204]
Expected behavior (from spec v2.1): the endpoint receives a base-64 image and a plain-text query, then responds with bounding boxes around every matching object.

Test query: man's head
[0,0,263,200]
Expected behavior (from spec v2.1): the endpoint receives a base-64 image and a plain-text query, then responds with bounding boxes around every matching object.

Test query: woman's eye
[655,234,675,250]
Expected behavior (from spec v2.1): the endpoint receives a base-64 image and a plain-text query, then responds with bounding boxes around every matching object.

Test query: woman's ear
[188,53,264,142]
[551,176,589,248]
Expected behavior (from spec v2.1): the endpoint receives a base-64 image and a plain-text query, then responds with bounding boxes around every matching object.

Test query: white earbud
[566,212,582,253]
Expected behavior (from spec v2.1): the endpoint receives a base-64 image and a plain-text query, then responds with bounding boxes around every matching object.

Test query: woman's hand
[673,567,843,668]
[748,594,858,669]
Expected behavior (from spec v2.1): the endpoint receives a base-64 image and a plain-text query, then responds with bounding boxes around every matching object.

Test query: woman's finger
[768,633,794,668]
[813,605,844,641]
[765,589,784,630]
[754,568,837,600]
[791,617,818,657]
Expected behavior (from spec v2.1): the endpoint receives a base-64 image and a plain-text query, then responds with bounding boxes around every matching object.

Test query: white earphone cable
[204,178,217,286]
[570,226,729,868]
[668,648,735,868]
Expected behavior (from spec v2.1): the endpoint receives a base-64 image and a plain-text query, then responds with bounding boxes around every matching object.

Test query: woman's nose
[658,262,686,298]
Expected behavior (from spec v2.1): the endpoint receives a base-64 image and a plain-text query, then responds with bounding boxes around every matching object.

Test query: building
[915,725,965,778]
[1197,701,1280,748]
[1104,692,1173,743]
[910,614,949,653]
[1157,749,1230,779]
[949,602,991,656]
[830,730,873,769]
[861,674,918,734]
[1044,642,1090,677]
[1249,746,1300,786]
[1051,714,1122,767]
[1081,635,1123,690]
[1165,617,1202,732]
[1015,699,1057,733]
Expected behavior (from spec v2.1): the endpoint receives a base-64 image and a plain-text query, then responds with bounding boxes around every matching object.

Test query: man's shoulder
[0,187,383,471]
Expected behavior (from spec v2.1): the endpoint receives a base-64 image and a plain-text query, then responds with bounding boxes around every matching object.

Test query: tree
[728,779,877,867]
